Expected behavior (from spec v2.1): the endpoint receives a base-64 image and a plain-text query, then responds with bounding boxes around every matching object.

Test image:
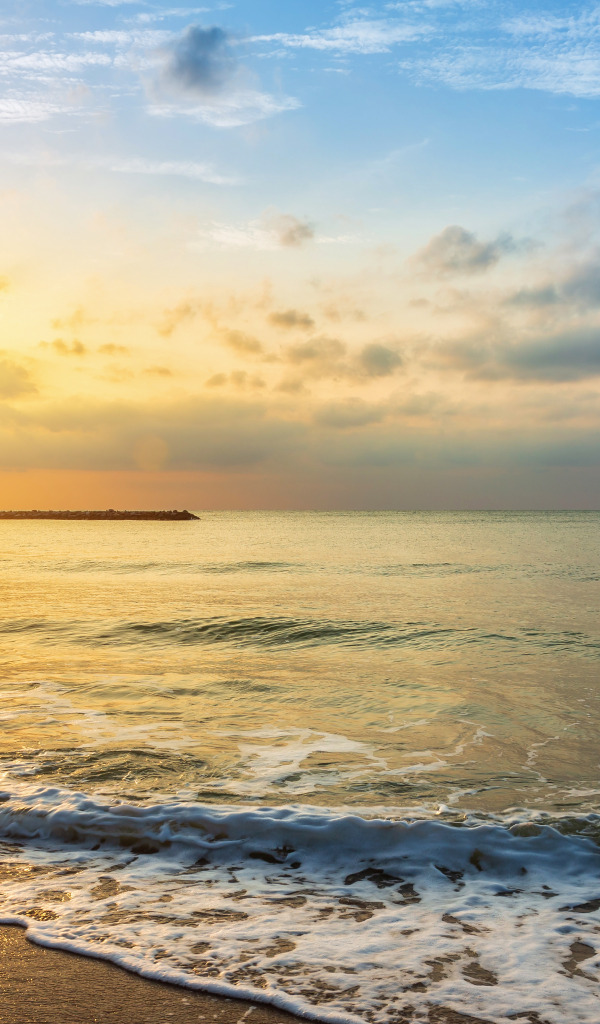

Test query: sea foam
[1,782,600,1024]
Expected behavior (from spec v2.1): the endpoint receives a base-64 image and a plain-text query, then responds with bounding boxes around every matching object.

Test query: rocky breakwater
[0,510,199,520]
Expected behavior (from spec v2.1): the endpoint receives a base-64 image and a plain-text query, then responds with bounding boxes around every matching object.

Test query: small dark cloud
[266,213,314,248]
[314,400,385,429]
[221,329,263,355]
[144,366,173,377]
[99,343,130,356]
[280,337,403,384]
[321,304,366,323]
[158,301,199,338]
[358,342,403,377]
[0,358,36,399]
[563,260,600,308]
[51,307,93,331]
[206,371,265,389]
[43,338,87,356]
[285,337,346,371]
[160,25,236,97]
[415,225,517,276]
[269,309,315,330]
[505,285,560,308]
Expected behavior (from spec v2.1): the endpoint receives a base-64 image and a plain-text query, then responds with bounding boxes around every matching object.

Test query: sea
[0,511,599,1024]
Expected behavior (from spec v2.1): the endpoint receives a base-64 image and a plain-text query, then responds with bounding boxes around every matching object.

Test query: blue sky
[0,1,599,507]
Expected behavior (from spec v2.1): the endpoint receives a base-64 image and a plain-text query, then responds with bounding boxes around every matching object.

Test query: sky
[1,0,599,509]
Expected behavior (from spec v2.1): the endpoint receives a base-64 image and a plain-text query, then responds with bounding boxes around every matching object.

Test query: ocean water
[0,511,599,1023]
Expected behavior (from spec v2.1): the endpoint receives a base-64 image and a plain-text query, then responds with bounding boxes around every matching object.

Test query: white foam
[0,781,599,1023]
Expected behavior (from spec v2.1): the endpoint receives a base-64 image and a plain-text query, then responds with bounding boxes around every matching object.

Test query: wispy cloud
[0,49,112,75]
[5,149,237,185]
[149,88,299,127]
[251,18,431,55]
[0,358,37,399]
[0,97,69,123]
[106,156,239,185]
[195,212,315,250]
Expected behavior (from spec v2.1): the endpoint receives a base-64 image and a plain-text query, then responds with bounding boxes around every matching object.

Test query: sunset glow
[1,1,599,508]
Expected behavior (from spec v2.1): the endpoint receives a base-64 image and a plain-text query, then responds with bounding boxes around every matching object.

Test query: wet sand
[0,925,300,1024]
[0,925,492,1024]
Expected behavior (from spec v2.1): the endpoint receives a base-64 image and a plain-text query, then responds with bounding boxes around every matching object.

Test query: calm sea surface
[0,512,599,1023]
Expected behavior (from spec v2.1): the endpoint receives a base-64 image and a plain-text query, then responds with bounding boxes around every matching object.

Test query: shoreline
[0,924,492,1024]
[0,924,301,1024]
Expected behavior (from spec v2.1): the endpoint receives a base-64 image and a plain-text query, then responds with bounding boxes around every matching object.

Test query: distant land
[0,510,199,521]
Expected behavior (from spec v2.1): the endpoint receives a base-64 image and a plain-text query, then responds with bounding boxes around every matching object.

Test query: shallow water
[0,512,599,1022]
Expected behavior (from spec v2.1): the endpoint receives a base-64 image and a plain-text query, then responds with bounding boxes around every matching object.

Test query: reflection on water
[0,511,598,816]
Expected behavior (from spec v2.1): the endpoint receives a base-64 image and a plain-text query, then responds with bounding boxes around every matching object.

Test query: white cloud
[149,89,300,127]
[0,50,113,75]
[0,97,68,123]
[194,212,315,250]
[251,18,431,55]
[4,149,238,185]
[106,156,239,185]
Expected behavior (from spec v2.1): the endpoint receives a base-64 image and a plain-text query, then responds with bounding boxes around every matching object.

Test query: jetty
[0,510,199,521]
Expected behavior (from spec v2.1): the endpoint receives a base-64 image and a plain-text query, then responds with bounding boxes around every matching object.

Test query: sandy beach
[0,924,301,1024]
[0,925,491,1024]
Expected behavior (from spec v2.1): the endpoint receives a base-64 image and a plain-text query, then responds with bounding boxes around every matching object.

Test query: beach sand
[0,925,492,1024]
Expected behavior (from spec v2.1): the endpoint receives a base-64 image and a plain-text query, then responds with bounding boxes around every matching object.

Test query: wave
[1,614,598,656]
[27,559,303,575]
[1,785,600,1023]
[1,784,600,864]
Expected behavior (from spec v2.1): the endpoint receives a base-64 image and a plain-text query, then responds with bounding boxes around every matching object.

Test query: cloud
[144,365,173,377]
[7,151,237,186]
[0,98,69,123]
[0,397,302,471]
[285,336,347,373]
[220,330,264,355]
[280,337,403,385]
[0,359,37,399]
[152,24,300,126]
[106,156,239,186]
[149,90,300,128]
[251,18,431,55]
[503,256,600,313]
[358,342,403,377]
[505,285,560,309]
[268,309,315,330]
[196,212,314,250]
[439,326,600,382]
[314,399,385,429]
[414,225,517,276]
[206,371,265,389]
[159,25,236,97]
[563,259,600,308]
[157,301,200,337]
[43,339,87,357]
[267,214,315,248]
[99,343,129,355]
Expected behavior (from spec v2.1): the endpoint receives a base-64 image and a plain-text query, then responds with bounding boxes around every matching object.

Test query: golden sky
[1,1,599,508]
